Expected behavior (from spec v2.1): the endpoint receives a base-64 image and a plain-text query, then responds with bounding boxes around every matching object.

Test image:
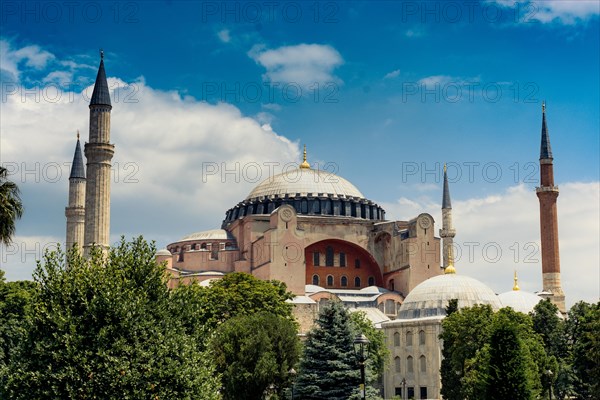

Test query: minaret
[83,50,114,256]
[536,102,565,313]
[65,132,86,252]
[440,164,456,269]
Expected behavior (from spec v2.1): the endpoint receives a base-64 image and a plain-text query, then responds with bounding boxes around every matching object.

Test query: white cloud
[489,0,600,25]
[0,39,54,80]
[384,69,400,79]
[381,182,600,308]
[0,40,301,281]
[217,29,231,43]
[249,43,343,90]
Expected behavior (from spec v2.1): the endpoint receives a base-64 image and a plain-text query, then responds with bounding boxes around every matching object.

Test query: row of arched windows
[394,355,427,374]
[312,274,375,287]
[313,247,351,267]
[393,330,427,347]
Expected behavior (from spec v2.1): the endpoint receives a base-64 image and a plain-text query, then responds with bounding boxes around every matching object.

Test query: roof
[179,229,235,241]
[540,103,553,159]
[69,137,85,179]
[246,167,364,200]
[349,307,391,328]
[498,290,543,314]
[398,273,502,319]
[90,55,112,107]
[156,249,171,256]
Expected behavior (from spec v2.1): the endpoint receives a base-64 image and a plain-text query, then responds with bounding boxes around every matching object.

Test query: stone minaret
[536,102,566,313]
[65,132,86,252]
[439,164,456,269]
[83,50,114,256]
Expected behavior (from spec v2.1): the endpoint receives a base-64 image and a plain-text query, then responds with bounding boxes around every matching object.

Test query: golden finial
[299,144,311,169]
[100,48,104,60]
[542,101,546,113]
[77,130,80,140]
[444,245,456,274]
[513,270,520,291]
[444,163,447,173]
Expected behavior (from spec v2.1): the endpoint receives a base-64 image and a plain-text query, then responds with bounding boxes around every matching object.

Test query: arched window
[389,279,395,291]
[420,355,427,372]
[326,275,334,286]
[312,274,319,286]
[326,246,334,266]
[354,258,361,268]
[407,356,414,373]
[341,276,348,287]
[313,252,320,266]
[419,330,426,346]
[368,276,375,286]
[406,331,413,346]
[394,356,401,373]
[301,199,308,214]
[385,299,395,315]
[178,247,184,262]
[393,332,400,347]
[354,277,361,288]
[339,252,346,267]
[200,243,207,250]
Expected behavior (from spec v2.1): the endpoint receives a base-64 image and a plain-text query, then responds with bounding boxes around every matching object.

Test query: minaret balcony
[536,185,559,193]
[439,228,456,238]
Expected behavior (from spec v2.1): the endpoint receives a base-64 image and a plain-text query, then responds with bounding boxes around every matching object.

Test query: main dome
[398,273,502,319]
[246,168,364,200]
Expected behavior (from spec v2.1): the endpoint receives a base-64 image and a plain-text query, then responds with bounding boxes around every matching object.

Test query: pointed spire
[442,163,452,209]
[513,270,520,291]
[299,144,311,169]
[540,101,553,160]
[90,49,112,107]
[69,131,85,179]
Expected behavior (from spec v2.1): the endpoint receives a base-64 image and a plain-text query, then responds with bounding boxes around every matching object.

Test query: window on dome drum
[407,356,413,373]
[393,332,400,347]
[419,330,426,345]
[313,252,320,266]
[385,299,395,315]
[354,277,361,287]
[406,331,413,346]
[394,356,401,373]
[301,199,308,213]
[420,355,426,372]
[368,276,375,286]
[355,258,361,268]
[325,246,334,266]
[341,276,348,287]
[200,243,207,250]
[191,244,197,250]
[420,387,428,399]
[339,252,346,267]
[178,248,184,262]
[312,274,319,286]
[220,243,225,250]
[327,275,334,286]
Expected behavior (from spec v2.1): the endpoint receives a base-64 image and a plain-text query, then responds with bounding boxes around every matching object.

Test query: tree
[170,271,295,344]
[349,310,389,381]
[210,312,300,400]
[440,304,495,400]
[295,301,360,400]
[0,166,24,245]
[568,301,600,399]
[3,238,221,400]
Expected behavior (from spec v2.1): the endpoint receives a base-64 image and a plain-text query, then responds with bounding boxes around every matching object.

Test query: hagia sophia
[65,55,567,399]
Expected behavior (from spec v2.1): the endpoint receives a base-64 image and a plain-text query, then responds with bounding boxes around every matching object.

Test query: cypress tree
[295,301,360,400]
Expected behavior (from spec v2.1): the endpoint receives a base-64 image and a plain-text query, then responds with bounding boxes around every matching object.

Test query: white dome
[246,168,364,200]
[498,290,543,314]
[398,273,502,319]
[180,229,234,241]
[156,249,171,256]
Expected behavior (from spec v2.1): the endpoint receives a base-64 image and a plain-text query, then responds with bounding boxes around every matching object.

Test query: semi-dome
[498,290,543,314]
[246,168,364,200]
[398,273,502,319]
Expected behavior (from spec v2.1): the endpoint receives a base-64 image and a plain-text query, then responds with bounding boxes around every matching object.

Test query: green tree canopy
[568,301,600,399]
[349,310,389,381]
[295,301,360,400]
[210,312,300,400]
[3,237,220,400]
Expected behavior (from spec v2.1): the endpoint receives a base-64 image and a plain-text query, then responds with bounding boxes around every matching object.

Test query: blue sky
[1,1,599,307]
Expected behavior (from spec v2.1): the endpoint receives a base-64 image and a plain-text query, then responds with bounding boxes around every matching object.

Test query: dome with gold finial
[498,271,544,314]
[397,257,501,319]
[221,145,386,227]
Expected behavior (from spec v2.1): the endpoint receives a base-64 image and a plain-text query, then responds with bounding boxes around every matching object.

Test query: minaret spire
[83,51,115,256]
[535,102,565,313]
[440,163,456,269]
[65,132,86,252]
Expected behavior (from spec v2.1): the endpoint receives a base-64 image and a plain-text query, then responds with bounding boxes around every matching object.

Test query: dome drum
[222,193,385,227]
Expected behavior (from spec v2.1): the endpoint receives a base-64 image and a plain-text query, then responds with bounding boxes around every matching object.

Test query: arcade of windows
[173,241,234,262]
[311,274,376,288]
